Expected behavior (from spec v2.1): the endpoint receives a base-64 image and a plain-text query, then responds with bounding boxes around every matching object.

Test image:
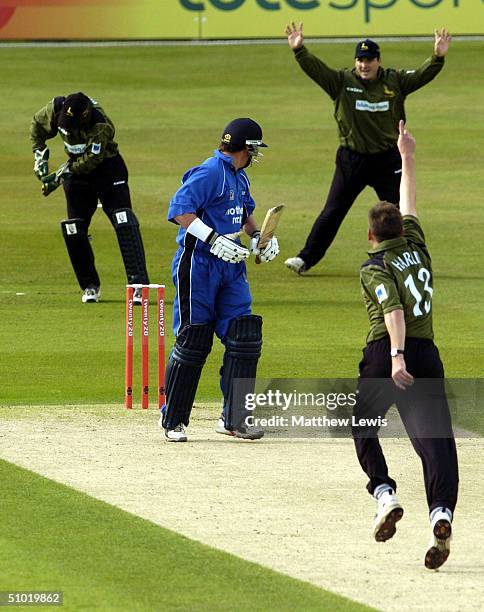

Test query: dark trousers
[299,146,401,269]
[352,337,459,514]
[63,153,132,225]
[61,153,145,289]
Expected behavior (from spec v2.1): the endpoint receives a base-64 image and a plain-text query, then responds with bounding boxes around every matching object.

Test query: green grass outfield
[0,459,373,611]
[1,42,483,408]
[0,41,483,610]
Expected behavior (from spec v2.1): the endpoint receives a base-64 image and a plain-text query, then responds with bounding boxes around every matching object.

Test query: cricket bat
[225,204,285,263]
[255,204,285,264]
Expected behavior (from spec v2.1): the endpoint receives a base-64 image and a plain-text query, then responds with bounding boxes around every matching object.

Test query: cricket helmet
[221,118,267,165]
[221,118,267,150]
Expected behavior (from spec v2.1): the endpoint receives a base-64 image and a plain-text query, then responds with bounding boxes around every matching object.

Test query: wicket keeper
[161,118,279,442]
[30,92,150,304]
[352,121,458,570]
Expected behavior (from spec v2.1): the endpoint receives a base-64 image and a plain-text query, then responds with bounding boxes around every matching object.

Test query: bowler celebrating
[352,122,458,570]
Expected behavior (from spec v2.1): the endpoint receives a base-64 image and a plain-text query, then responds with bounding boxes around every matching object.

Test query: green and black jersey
[294,46,444,154]
[360,216,434,343]
[29,96,119,174]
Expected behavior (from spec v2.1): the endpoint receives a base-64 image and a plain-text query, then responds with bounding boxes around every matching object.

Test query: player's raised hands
[434,27,451,57]
[397,120,416,157]
[285,22,304,50]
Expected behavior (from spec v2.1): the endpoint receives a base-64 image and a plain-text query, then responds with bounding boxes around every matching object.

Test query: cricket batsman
[161,118,280,442]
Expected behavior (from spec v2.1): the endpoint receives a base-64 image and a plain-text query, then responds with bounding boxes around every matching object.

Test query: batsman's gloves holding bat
[250,231,280,263]
[209,233,249,263]
[250,231,261,255]
[257,236,279,262]
[33,147,49,180]
[41,161,72,197]
[186,217,249,263]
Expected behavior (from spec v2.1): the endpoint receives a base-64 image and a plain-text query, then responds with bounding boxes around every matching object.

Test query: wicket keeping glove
[33,147,49,180]
[209,233,250,263]
[41,161,72,197]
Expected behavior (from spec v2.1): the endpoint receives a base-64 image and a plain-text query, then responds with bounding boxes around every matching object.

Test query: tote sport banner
[0,1,481,40]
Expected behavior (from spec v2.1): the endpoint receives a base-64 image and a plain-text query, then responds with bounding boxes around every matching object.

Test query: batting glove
[249,230,261,255]
[257,236,280,263]
[34,147,49,180]
[209,233,250,263]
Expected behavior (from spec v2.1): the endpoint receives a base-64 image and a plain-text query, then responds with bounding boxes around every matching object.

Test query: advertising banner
[0,0,481,40]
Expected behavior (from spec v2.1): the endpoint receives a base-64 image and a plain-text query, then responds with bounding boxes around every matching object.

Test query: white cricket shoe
[284,256,306,275]
[133,287,143,306]
[81,286,100,303]
[425,508,452,570]
[164,424,188,442]
[372,490,404,542]
[215,418,264,440]
[159,416,188,442]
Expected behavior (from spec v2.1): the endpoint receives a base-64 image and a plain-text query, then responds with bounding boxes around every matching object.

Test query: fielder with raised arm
[161,118,280,442]
[284,24,451,275]
[352,121,459,570]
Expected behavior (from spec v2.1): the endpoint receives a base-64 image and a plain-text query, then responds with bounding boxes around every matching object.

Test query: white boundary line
[0,36,483,48]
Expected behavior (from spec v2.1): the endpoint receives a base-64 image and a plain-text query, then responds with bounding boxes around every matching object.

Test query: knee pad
[111,208,149,285]
[221,315,263,430]
[61,219,99,289]
[163,323,215,429]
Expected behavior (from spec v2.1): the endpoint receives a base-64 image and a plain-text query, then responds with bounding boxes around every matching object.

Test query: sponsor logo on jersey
[64,142,87,154]
[346,87,363,93]
[375,283,388,304]
[225,205,244,216]
[356,100,390,112]
[225,205,244,225]
[91,142,101,154]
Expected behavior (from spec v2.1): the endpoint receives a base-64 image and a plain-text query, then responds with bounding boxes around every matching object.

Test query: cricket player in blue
[160,118,280,442]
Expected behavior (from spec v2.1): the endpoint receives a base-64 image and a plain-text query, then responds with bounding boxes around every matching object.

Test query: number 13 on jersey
[404,267,433,316]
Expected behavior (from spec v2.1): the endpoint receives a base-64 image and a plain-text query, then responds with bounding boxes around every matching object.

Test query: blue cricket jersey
[168,150,256,253]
